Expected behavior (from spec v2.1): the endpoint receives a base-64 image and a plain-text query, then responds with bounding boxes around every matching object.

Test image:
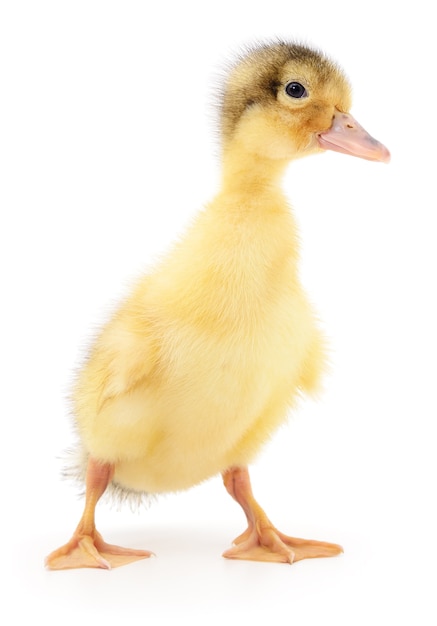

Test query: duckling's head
[220,41,389,163]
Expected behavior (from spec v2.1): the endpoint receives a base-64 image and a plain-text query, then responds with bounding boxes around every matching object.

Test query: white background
[1,1,436,624]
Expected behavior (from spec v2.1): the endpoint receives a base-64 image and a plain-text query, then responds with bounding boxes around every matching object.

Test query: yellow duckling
[46,41,389,570]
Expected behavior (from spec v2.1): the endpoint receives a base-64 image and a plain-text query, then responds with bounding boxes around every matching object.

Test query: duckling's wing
[90,321,157,411]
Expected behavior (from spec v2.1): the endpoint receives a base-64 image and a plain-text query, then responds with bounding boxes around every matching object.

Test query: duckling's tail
[60,443,156,512]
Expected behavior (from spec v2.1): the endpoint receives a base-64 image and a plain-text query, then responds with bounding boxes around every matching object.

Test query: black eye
[285,82,307,99]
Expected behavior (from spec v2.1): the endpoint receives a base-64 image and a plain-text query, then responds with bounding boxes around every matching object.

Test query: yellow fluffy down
[73,183,325,495]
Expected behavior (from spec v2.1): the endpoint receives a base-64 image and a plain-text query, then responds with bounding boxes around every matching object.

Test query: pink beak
[317,110,390,163]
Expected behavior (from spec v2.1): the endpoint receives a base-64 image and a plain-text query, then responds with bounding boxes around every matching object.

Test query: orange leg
[222,466,343,564]
[45,457,153,570]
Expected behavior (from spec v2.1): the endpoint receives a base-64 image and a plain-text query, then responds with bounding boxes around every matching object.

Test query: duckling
[46,41,389,570]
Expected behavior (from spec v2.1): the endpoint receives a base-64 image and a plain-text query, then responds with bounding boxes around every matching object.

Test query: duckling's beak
[317,110,390,163]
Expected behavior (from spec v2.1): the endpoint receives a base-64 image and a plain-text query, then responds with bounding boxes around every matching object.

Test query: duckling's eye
[285,82,307,99]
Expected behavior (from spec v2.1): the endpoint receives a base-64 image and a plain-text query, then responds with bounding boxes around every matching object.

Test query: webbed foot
[222,467,342,565]
[46,529,153,570]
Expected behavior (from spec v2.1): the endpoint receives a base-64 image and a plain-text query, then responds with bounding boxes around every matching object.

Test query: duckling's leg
[45,457,152,570]
[222,466,342,564]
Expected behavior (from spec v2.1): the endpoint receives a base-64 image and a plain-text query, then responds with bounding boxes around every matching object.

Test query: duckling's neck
[220,142,290,202]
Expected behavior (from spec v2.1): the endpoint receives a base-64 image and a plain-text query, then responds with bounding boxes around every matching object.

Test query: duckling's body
[46,41,389,570]
[77,179,321,494]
